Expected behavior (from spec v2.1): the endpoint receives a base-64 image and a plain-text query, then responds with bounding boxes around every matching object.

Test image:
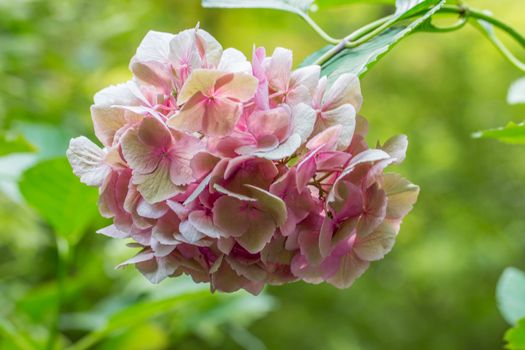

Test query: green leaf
[505,318,525,350]
[472,122,525,145]
[13,122,72,160]
[301,0,444,78]
[497,267,525,325]
[508,77,525,105]
[315,0,394,8]
[0,132,36,156]
[18,157,98,243]
[68,288,211,350]
[202,0,314,15]
[395,0,428,16]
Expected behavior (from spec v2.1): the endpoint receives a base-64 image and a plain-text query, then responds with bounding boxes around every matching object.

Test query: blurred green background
[1,0,525,349]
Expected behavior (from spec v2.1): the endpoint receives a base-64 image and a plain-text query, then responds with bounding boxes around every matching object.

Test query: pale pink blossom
[67,27,419,294]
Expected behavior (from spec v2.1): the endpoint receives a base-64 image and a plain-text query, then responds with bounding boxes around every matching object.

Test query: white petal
[218,48,252,73]
[380,135,408,164]
[97,224,129,239]
[134,30,174,63]
[291,103,316,142]
[66,136,110,187]
[508,77,525,105]
[252,133,301,160]
[324,73,363,112]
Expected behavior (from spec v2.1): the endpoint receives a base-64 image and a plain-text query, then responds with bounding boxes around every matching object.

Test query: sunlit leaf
[0,132,36,157]
[315,0,393,8]
[508,77,525,105]
[497,267,525,325]
[202,0,314,15]
[0,318,37,350]
[18,157,98,243]
[394,0,426,15]
[505,318,525,350]
[300,0,444,78]
[472,122,525,145]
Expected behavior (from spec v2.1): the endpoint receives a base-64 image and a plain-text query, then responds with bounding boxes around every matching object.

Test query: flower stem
[45,236,69,350]
[300,12,341,45]
[313,3,525,70]
[471,20,525,72]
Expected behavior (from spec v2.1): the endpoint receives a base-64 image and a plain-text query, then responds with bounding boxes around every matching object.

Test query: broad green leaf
[505,318,525,350]
[497,267,525,325]
[18,157,98,243]
[0,123,73,201]
[0,132,36,156]
[508,77,525,105]
[13,122,72,160]
[472,122,525,145]
[202,0,314,15]
[300,0,444,78]
[69,288,211,350]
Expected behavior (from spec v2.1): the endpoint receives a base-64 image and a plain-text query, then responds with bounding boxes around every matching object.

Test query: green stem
[439,5,525,49]
[45,236,70,350]
[471,20,525,72]
[300,12,341,44]
[424,16,468,32]
[345,15,393,42]
[346,14,400,48]
[313,3,525,69]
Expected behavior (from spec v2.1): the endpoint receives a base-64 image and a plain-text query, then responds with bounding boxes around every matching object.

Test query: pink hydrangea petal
[136,255,178,284]
[245,185,287,227]
[252,133,301,160]
[356,184,387,237]
[218,48,251,73]
[264,47,292,92]
[380,134,408,164]
[325,252,369,289]
[214,72,258,102]
[382,173,420,220]
[234,212,277,254]
[317,104,356,150]
[252,46,270,110]
[177,69,222,104]
[188,210,224,238]
[354,221,397,261]
[306,125,342,151]
[194,28,223,67]
[133,158,183,203]
[226,256,267,282]
[323,73,363,112]
[138,117,172,149]
[190,152,220,179]
[168,93,206,133]
[202,97,242,136]
[247,106,292,142]
[120,123,162,174]
[179,220,206,243]
[97,224,129,239]
[91,106,143,147]
[212,195,252,237]
[169,157,194,186]
[291,103,316,142]
[136,198,168,219]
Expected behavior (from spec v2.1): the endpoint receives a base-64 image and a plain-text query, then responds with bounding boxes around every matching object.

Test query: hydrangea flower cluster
[67,28,419,294]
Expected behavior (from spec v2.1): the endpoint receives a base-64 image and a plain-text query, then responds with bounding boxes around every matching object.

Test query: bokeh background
[1,0,525,349]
